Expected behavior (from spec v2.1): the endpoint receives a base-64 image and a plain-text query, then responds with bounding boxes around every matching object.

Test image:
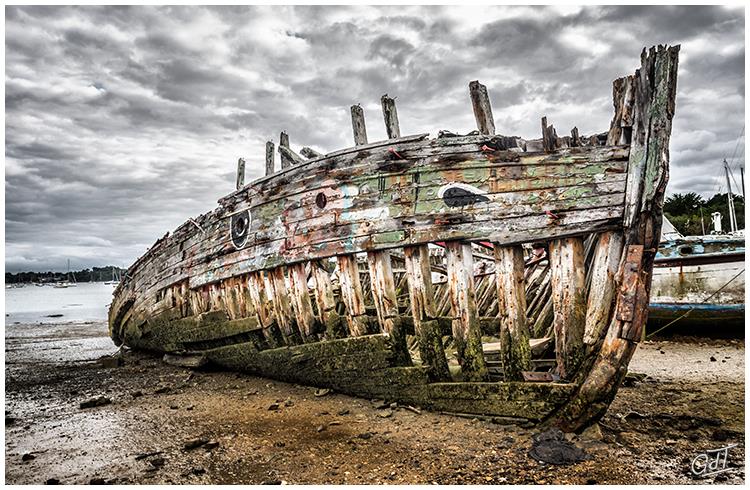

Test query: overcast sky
[5,5,745,272]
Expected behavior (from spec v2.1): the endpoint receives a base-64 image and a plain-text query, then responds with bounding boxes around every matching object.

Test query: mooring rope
[646,268,745,338]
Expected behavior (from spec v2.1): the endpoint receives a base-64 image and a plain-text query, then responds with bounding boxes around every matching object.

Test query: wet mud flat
[5,322,745,484]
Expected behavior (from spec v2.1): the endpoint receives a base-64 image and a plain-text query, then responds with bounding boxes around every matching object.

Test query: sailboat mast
[723,159,737,233]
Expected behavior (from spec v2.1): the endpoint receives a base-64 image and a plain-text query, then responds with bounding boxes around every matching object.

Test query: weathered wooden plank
[351,104,368,145]
[265,141,275,176]
[548,237,586,380]
[246,271,282,347]
[494,244,532,381]
[583,231,624,344]
[279,131,292,169]
[337,254,369,336]
[403,245,450,381]
[381,94,401,139]
[469,80,495,135]
[279,145,305,166]
[445,242,488,381]
[236,158,245,190]
[311,260,347,339]
[268,266,301,344]
[300,147,322,159]
[366,250,410,364]
[288,262,317,341]
[606,75,636,146]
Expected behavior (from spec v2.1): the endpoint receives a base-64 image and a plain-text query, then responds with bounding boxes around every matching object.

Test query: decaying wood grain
[268,266,302,345]
[469,80,495,135]
[541,117,559,152]
[337,254,369,336]
[311,260,347,339]
[381,95,401,139]
[403,245,450,381]
[288,262,318,341]
[367,250,410,364]
[351,104,368,145]
[445,241,487,381]
[548,237,586,380]
[494,245,532,381]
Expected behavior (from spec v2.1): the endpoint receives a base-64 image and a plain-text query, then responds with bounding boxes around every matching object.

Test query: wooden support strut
[311,260,346,339]
[351,104,368,145]
[236,158,245,190]
[494,244,532,381]
[548,237,586,380]
[279,131,292,169]
[268,266,301,344]
[247,271,282,348]
[381,95,401,139]
[288,262,318,341]
[366,250,410,364]
[300,147,322,159]
[265,141,275,176]
[469,81,495,135]
[403,245,450,381]
[445,241,488,381]
[337,254,369,337]
[583,231,624,344]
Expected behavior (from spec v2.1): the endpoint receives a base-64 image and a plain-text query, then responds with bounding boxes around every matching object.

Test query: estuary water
[5,282,115,325]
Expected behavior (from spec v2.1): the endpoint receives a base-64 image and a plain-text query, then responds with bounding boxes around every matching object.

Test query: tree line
[5,266,127,284]
[664,192,744,236]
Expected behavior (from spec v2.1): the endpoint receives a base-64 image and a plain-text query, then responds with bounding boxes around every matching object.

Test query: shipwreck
[109,45,680,431]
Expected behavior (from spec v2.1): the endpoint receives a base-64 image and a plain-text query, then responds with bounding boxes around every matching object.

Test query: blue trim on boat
[649,303,745,313]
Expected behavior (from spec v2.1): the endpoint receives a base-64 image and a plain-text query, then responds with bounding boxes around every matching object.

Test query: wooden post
[469,81,495,135]
[445,241,487,381]
[248,271,283,348]
[268,266,301,344]
[570,127,581,147]
[541,116,558,152]
[236,158,245,190]
[380,95,401,139]
[494,245,532,380]
[265,141,275,176]
[583,232,624,344]
[311,260,346,339]
[351,104,368,145]
[548,237,586,379]
[403,245,450,381]
[279,131,291,169]
[367,250,410,363]
[288,262,317,341]
[337,254,369,336]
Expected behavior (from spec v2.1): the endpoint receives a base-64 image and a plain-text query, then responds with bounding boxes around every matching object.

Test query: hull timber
[109,45,680,431]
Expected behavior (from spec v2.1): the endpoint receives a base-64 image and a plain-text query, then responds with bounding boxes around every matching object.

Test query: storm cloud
[5,5,745,272]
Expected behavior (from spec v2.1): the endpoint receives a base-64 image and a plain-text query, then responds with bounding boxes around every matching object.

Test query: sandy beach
[5,321,745,484]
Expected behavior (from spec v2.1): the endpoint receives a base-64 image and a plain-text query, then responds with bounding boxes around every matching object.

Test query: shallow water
[5,282,116,324]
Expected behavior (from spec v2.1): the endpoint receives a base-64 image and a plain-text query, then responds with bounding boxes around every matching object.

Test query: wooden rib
[268,266,301,344]
[300,147,322,159]
[548,237,586,379]
[288,262,317,341]
[351,104,368,145]
[337,254,369,336]
[584,232,624,344]
[469,80,495,135]
[403,245,450,381]
[445,241,488,381]
[248,271,282,348]
[367,250,410,363]
[265,141,275,176]
[494,244,532,381]
[279,131,291,169]
[236,158,245,190]
[606,75,636,146]
[381,95,401,139]
[311,260,346,339]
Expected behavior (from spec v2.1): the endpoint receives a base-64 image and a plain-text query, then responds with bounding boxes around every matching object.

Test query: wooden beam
[381,95,401,139]
[268,266,301,344]
[351,104,368,145]
[288,262,317,341]
[300,147,322,159]
[311,260,346,339]
[367,250,410,363]
[247,271,283,348]
[606,75,636,146]
[494,244,532,380]
[265,141,275,176]
[445,241,488,381]
[236,158,245,190]
[337,254,369,336]
[583,232,623,344]
[278,145,305,166]
[279,131,291,169]
[469,80,495,135]
[548,237,586,379]
[403,245,450,381]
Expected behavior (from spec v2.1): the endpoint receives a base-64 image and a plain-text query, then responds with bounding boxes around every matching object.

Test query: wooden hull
[109,45,681,431]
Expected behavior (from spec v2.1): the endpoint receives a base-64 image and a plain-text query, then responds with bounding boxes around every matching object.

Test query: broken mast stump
[350,104,368,145]
[469,80,496,135]
[381,95,401,139]
[236,158,245,190]
[265,141,275,176]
